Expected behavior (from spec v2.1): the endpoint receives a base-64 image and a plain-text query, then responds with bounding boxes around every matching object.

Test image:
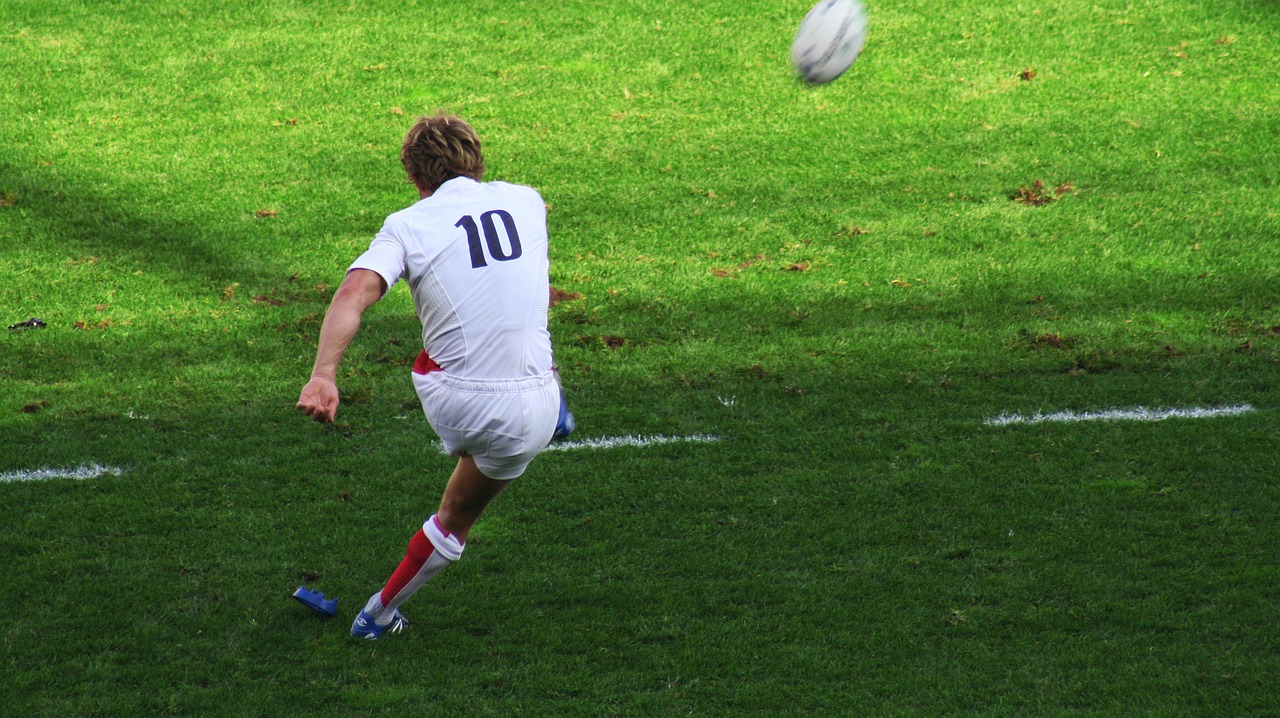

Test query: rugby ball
[790,0,869,84]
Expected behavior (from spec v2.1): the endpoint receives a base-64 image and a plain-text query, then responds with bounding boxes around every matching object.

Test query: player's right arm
[296,268,387,423]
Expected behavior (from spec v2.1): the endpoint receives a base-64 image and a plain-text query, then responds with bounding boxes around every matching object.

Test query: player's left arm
[296,268,387,423]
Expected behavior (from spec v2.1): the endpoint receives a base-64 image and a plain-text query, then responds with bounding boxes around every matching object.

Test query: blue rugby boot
[553,384,575,440]
[350,609,409,640]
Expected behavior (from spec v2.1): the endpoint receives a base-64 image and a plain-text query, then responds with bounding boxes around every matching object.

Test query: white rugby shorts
[412,370,559,480]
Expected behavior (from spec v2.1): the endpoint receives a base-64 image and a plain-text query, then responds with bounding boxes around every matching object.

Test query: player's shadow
[1,156,290,292]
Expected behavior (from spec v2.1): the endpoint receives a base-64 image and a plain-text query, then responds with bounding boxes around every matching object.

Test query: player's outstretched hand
[297,377,340,423]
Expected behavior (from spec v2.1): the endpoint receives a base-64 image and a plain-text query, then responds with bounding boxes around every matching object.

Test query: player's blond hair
[401,113,486,192]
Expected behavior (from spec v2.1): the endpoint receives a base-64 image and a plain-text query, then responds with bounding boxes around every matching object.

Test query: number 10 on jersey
[457,210,523,269]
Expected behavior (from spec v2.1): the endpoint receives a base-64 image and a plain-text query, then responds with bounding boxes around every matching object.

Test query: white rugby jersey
[349,177,553,380]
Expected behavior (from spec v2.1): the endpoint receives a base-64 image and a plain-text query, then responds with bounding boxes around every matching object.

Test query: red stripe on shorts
[413,350,442,375]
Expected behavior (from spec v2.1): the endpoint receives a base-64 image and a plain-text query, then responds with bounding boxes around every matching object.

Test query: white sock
[364,515,465,626]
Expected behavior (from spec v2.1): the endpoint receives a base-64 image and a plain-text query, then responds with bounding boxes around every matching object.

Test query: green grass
[2,0,1279,715]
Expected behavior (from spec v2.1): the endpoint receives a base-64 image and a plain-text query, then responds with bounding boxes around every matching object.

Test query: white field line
[0,463,126,483]
[985,404,1255,427]
[542,434,720,452]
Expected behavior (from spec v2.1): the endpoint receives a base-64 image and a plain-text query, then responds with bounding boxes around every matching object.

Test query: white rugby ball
[790,0,869,84]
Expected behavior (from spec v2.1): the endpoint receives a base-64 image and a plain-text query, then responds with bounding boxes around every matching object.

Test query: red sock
[380,529,435,605]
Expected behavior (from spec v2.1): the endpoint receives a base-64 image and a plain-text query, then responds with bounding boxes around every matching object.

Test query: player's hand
[297,377,340,423]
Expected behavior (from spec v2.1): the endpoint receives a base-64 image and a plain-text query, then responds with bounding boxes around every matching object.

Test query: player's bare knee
[435,501,482,538]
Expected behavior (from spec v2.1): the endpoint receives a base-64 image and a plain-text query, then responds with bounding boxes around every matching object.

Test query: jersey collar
[434,176,479,197]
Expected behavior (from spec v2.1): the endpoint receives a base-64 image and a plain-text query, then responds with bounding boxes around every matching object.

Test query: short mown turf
[2,1,1278,715]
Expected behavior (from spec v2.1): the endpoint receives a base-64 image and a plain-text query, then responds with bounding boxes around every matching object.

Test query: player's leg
[352,456,508,638]
[352,375,555,639]
[435,454,512,542]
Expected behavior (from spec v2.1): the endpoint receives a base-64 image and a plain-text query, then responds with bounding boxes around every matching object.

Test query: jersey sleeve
[348,222,407,294]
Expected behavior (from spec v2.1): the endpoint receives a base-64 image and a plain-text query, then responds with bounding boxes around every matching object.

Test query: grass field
[2,0,1279,715]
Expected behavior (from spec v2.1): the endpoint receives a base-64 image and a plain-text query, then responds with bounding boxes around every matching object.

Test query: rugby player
[297,113,572,639]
